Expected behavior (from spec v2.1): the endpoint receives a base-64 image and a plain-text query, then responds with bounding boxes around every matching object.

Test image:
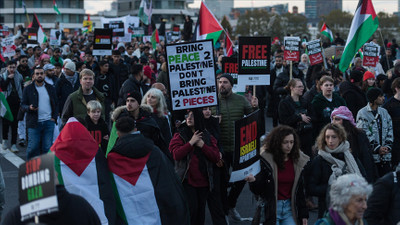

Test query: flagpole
[13,0,16,29]
[378,28,390,72]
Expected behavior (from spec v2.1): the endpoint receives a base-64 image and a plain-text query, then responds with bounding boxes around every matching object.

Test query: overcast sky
[85,0,398,15]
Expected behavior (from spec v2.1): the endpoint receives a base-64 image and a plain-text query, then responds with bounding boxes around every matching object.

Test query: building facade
[0,0,85,29]
[305,0,342,25]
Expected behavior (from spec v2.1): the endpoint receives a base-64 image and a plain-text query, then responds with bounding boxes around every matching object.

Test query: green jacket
[213,92,255,153]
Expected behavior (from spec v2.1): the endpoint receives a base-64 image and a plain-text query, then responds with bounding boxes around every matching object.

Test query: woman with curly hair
[246,125,309,225]
[308,123,366,218]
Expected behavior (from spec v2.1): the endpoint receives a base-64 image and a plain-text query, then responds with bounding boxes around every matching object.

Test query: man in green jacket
[61,69,105,126]
[215,74,258,221]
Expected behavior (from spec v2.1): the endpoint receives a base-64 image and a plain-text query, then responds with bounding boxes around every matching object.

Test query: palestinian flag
[339,0,379,72]
[106,122,117,157]
[51,118,117,225]
[0,90,13,122]
[28,14,48,44]
[194,1,223,45]
[320,23,334,42]
[53,0,61,15]
[138,0,152,25]
[151,29,159,49]
[225,31,233,57]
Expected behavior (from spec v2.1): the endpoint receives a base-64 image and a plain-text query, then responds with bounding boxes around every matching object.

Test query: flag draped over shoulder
[53,0,61,15]
[0,90,13,122]
[51,118,117,225]
[320,23,334,42]
[194,1,223,45]
[138,0,152,25]
[28,14,47,44]
[339,0,379,72]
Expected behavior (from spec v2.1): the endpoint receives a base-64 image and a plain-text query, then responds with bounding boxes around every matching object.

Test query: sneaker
[228,208,242,221]
[10,144,19,153]
[2,140,9,150]
[18,139,26,147]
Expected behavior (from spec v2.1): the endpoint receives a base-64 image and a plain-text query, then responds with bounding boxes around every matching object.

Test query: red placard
[284,37,300,62]
[363,43,379,67]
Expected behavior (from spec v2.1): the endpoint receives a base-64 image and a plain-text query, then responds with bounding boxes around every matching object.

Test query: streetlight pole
[13,0,16,29]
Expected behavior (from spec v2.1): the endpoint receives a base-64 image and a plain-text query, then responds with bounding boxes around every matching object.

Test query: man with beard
[20,67,58,159]
[50,48,63,66]
[16,55,31,81]
[43,63,58,86]
[212,74,258,221]
[28,46,42,69]
[55,61,80,116]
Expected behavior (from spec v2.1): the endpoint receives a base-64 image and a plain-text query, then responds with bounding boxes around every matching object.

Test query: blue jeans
[276,199,296,225]
[27,120,55,160]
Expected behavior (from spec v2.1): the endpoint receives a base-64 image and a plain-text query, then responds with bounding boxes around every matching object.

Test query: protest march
[1,0,400,224]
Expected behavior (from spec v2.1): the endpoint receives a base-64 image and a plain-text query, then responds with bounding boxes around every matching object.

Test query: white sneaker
[10,144,19,153]
[228,208,242,221]
[2,140,9,150]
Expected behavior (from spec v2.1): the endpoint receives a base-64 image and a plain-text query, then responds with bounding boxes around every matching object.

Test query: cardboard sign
[284,36,300,61]
[82,20,93,33]
[363,43,379,67]
[19,154,58,221]
[49,29,62,46]
[237,36,271,88]
[230,110,261,182]
[221,56,239,92]
[1,37,16,58]
[166,31,181,43]
[0,25,10,37]
[104,21,124,37]
[166,40,218,111]
[306,39,323,66]
[93,28,112,56]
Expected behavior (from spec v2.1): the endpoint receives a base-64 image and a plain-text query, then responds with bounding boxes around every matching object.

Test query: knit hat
[43,63,55,71]
[350,70,363,83]
[219,74,234,86]
[143,65,152,77]
[331,106,356,127]
[363,71,375,81]
[64,61,76,72]
[124,91,142,103]
[366,87,383,103]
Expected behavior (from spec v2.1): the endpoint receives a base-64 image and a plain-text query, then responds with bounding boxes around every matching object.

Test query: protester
[315,174,371,225]
[94,60,116,125]
[85,100,109,154]
[361,71,377,93]
[246,125,309,225]
[118,64,149,106]
[109,50,129,90]
[43,63,58,86]
[55,61,80,115]
[356,88,394,177]
[308,123,365,218]
[339,70,367,118]
[28,46,41,69]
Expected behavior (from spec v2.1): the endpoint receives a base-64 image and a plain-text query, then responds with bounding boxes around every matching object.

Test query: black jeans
[224,151,246,209]
[183,182,209,225]
[3,102,19,145]
[207,166,228,225]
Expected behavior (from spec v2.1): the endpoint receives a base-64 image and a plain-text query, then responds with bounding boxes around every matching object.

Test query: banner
[19,153,58,221]
[230,110,261,182]
[284,36,300,61]
[49,29,62,46]
[166,31,181,43]
[82,20,93,33]
[237,36,271,89]
[166,40,218,111]
[306,39,323,66]
[363,43,379,67]
[104,20,124,37]
[1,37,16,58]
[93,28,113,56]
[101,16,139,42]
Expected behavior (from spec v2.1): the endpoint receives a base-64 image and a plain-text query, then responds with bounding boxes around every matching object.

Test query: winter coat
[108,60,129,90]
[0,69,23,100]
[117,75,150,106]
[364,170,400,225]
[356,104,394,163]
[55,73,80,114]
[339,81,367,119]
[249,151,309,225]
[383,97,400,165]
[278,95,313,131]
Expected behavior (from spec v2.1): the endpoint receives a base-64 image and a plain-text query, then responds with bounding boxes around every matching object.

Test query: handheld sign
[27,28,39,47]
[166,31,181,43]
[306,39,324,66]
[284,36,301,61]
[166,40,218,111]
[363,43,379,67]
[93,28,112,56]
[0,25,10,37]
[230,110,261,182]
[238,37,271,90]
[1,37,16,58]
[104,20,125,37]
[19,153,58,221]
[49,29,62,46]
[221,56,239,93]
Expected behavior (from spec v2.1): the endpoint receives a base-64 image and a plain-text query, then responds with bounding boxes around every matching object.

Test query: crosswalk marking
[0,149,25,168]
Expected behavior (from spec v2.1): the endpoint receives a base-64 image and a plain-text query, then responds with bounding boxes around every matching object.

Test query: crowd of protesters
[0,23,399,225]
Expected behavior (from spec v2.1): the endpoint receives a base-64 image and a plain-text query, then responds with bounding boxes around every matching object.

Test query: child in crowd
[85,100,109,153]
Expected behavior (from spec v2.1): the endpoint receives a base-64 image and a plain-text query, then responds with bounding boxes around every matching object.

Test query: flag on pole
[20,0,27,14]
[194,1,223,45]
[51,118,117,225]
[320,23,334,42]
[151,29,159,49]
[339,0,379,72]
[53,0,61,15]
[138,0,152,25]
[28,14,48,44]
[225,31,233,57]
[0,91,13,122]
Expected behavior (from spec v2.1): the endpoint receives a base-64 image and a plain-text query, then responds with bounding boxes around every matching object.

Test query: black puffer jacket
[364,170,400,225]
[339,81,367,119]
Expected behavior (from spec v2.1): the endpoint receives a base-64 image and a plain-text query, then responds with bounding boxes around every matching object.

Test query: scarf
[329,208,364,225]
[65,73,77,86]
[318,141,361,185]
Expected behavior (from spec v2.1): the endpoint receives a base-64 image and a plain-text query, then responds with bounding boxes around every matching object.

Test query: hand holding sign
[244,174,256,182]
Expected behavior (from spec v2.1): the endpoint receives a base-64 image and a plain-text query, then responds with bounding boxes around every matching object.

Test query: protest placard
[363,43,379,67]
[49,29,62,46]
[230,110,261,182]
[93,29,112,56]
[1,37,16,58]
[131,27,144,38]
[82,20,93,33]
[237,37,271,89]
[166,40,218,111]
[101,16,139,42]
[27,28,38,47]
[166,31,181,43]
[0,25,9,37]
[306,39,324,66]
[284,36,301,61]
[104,20,124,37]
[221,56,240,92]
[19,153,58,221]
